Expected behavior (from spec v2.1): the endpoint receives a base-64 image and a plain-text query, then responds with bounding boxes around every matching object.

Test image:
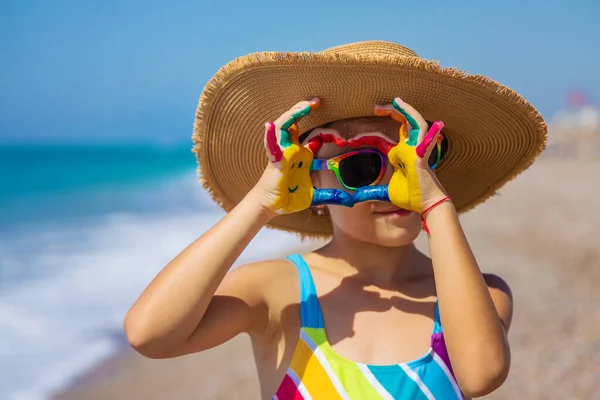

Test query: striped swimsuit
[274,254,463,400]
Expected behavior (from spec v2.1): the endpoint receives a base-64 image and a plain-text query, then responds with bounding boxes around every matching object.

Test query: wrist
[420,195,454,235]
[242,189,279,222]
[423,198,454,218]
[421,191,450,212]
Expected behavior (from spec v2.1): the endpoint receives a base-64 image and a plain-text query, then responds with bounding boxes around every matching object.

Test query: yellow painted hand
[262,99,320,214]
[375,98,448,213]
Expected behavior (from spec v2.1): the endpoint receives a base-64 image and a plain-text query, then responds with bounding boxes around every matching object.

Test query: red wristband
[420,195,452,235]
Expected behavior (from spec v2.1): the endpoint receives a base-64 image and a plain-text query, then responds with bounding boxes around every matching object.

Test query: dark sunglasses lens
[338,152,383,188]
[428,145,440,168]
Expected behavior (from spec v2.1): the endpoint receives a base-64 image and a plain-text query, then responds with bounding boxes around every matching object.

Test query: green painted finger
[281,105,312,131]
[280,100,319,148]
[392,98,420,146]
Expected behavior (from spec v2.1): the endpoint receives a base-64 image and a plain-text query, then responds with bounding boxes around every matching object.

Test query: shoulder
[483,273,513,331]
[218,256,301,312]
[218,256,302,336]
[223,256,299,290]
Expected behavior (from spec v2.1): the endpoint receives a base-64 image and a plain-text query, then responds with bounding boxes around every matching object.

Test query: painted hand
[375,98,448,213]
[353,98,448,213]
[262,99,353,214]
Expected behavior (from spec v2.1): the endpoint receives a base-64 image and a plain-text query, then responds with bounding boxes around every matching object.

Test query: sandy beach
[52,156,600,400]
[4,2,599,399]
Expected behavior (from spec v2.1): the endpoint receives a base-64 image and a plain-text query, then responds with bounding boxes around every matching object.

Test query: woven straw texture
[192,41,547,238]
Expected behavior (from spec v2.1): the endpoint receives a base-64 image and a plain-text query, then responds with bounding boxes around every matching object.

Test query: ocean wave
[0,174,312,400]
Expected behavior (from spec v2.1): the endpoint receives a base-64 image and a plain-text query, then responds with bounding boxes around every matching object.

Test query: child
[124,41,547,399]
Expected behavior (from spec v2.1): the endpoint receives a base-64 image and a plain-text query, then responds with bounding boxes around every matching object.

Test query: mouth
[288,186,299,193]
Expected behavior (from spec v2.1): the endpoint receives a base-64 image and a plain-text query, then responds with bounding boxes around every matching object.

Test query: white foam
[0,176,315,400]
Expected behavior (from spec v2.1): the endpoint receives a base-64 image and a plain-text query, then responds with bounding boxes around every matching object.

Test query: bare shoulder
[175,258,301,356]
[217,257,300,317]
[220,257,299,294]
[483,273,513,331]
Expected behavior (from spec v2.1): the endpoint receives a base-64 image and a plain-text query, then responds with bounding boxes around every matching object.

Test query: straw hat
[192,40,547,237]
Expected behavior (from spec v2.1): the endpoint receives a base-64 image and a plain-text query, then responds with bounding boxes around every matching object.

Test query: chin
[334,216,422,247]
[368,226,421,247]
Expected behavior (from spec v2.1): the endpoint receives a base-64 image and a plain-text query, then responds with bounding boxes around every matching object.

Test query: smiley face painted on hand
[280,143,313,194]
[264,101,319,213]
[369,98,445,213]
[263,99,354,214]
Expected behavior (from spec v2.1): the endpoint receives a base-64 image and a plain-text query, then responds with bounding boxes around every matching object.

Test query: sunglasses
[310,140,446,191]
[310,149,386,191]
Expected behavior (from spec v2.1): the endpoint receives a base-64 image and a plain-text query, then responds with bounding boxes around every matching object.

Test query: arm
[373,97,513,397]
[123,98,323,359]
[123,191,275,359]
[425,201,513,398]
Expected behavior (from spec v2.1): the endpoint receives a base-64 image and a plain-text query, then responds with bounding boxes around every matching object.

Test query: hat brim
[192,51,547,237]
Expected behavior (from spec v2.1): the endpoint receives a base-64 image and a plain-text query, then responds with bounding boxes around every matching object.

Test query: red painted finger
[416,121,444,159]
[264,121,283,163]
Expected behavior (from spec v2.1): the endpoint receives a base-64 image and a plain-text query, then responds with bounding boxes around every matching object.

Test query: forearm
[124,191,275,351]
[425,201,509,396]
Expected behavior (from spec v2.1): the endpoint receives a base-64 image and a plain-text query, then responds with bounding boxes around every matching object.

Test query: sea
[0,143,307,400]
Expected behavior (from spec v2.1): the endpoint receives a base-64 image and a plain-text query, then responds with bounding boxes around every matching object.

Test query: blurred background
[1,1,598,399]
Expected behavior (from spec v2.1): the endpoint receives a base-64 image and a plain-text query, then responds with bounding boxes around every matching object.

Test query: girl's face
[309,116,423,247]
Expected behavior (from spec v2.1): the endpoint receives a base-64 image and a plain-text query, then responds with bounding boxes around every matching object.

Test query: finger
[288,123,300,143]
[392,98,428,146]
[305,136,323,154]
[276,98,321,147]
[374,104,407,124]
[311,189,354,208]
[274,98,321,128]
[264,121,283,163]
[352,185,390,203]
[374,104,409,143]
[416,121,444,161]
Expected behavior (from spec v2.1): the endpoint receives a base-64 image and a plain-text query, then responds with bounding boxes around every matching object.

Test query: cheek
[379,160,394,185]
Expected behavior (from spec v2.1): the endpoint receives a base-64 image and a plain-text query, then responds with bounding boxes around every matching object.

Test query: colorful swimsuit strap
[433,299,442,335]
[286,253,441,334]
[287,253,325,329]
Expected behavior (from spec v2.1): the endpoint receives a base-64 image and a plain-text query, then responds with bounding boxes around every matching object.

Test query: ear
[313,204,327,216]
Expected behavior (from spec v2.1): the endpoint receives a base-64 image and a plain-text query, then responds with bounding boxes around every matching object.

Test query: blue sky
[0,0,597,143]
